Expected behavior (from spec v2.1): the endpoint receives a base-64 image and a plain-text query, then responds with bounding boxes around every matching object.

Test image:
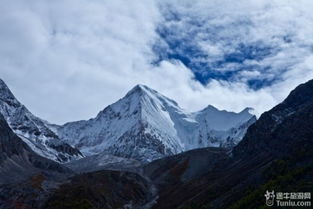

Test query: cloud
[154,0,313,86]
[0,0,161,123]
[0,0,312,124]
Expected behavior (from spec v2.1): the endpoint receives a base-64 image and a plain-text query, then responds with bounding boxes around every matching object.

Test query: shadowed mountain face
[0,169,154,209]
[144,79,313,209]
[0,112,74,209]
[0,112,154,209]
[44,170,155,209]
[233,80,313,159]
[0,113,71,185]
[144,147,229,190]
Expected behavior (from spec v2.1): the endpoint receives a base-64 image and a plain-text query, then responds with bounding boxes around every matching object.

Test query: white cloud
[156,0,313,79]
[0,0,312,124]
[0,0,161,123]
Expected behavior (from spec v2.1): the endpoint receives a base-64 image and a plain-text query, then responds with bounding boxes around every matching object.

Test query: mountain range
[0,80,255,163]
[0,78,312,209]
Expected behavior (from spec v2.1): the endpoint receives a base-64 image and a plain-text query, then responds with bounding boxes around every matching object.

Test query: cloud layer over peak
[0,0,313,123]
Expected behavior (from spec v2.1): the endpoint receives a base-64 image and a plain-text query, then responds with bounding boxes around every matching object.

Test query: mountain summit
[58,84,256,162]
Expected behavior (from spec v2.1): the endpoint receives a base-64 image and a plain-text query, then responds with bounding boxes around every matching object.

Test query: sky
[1,0,313,124]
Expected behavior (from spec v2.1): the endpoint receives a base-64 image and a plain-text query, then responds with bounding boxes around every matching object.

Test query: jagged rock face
[0,113,71,185]
[233,79,313,158]
[58,85,255,162]
[0,79,83,163]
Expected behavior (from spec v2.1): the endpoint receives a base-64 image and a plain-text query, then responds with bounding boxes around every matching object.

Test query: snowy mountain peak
[58,84,256,162]
[125,84,156,99]
[0,79,255,163]
[240,107,255,114]
[95,84,181,123]
[128,84,150,93]
[201,105,254,116]
[124,84,179,107]
[202,104,219,111]
[196,105,255,131]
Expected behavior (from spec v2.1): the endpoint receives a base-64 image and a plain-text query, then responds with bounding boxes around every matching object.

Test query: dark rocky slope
[0,113,70,185]
[0,112,73,209]
[44,170,155,209]
[145,79,313,209]
[0,170,155,209]
[0,112,155,209]
[144,147,229,190]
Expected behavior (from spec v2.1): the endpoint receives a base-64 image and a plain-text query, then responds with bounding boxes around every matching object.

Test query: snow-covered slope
[194,106,257,148]
[58,85,256,162]
[0,79,83,163]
